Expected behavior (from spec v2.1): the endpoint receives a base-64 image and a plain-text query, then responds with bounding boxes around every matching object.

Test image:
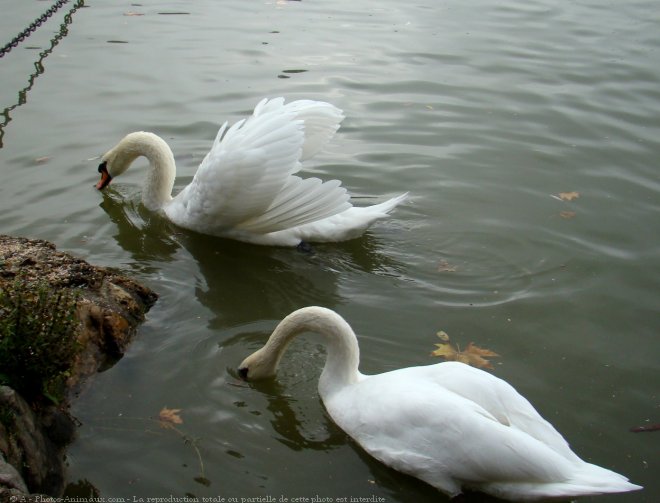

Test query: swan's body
[96,98,407,246]
[238,307,642,501]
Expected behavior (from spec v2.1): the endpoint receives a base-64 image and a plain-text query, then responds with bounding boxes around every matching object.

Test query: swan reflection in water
[98,188,404,328]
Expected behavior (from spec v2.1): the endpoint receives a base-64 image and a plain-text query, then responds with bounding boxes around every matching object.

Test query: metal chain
[0,0,71,58]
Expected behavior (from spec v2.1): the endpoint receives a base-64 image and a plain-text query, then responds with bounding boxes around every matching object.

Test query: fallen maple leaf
[431,342,457,359]
[459,342,500,369]
[557,191,580,201]
[432,332,499,369]
[159,407,183,428]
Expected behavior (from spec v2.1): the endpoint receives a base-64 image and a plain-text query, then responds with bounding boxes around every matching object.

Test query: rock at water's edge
[0,235,158,497]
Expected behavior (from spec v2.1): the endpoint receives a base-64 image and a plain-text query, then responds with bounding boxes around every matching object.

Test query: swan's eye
[98,161,107,173]
[238,367,249,380]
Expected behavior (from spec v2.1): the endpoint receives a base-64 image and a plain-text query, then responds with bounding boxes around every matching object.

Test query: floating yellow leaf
[458,342,500,369]
[557,191,580,201]
[431,342,458,359]
[159,407,183,428]
[432,331,499,369]
[560,210,576,219]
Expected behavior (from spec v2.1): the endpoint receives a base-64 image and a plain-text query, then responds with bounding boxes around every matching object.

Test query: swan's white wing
[167,98,348,234]
[236,176,351,233]
[176,111,304,227]
[419,362,581,462]
[325,367,577,496]
[253,97,345,160]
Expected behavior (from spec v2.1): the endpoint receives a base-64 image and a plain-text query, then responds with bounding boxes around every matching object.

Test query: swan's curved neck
[106,132,176,211]
[242,307,361,396]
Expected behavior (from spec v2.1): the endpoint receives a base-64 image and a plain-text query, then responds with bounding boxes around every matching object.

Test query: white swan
[238,306,642,501]
[96,98,407,246]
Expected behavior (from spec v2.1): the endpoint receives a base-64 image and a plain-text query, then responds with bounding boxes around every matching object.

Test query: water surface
[0,0,658,501]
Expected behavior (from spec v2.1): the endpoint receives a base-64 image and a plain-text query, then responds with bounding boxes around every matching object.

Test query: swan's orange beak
[96,162,112,190]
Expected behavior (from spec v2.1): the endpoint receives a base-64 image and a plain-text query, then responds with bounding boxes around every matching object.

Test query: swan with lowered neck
[95,98,407,247]
[238,306,642,501]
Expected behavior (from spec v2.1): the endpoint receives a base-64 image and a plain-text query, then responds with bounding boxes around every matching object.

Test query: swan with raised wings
[95,98,407,246]
[238,306,642,501]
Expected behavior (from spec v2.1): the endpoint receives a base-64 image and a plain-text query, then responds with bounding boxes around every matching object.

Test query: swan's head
[238,307,359,382]
[237,346,280,381]
[95,132,160,190]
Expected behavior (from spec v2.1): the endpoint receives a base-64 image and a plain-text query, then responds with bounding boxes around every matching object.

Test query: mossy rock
[0,235,157,496]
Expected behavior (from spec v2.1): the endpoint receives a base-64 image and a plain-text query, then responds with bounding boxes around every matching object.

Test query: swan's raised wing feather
[169,98,347,233]
[253,98,345,160]
[193,112,303,224]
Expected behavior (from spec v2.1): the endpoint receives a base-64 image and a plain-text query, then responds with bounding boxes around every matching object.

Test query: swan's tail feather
[364,192,409,216]
[288,192,408,243]
[563,462,643,495]
[482,462,642,500]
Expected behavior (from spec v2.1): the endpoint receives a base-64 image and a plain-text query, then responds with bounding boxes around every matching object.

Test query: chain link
[0,0,71,58]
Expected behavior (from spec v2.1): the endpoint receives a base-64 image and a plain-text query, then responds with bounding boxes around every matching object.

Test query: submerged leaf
[437,260,457,272]
[194,476,212,486]
[557,191,580,201]
[159,407,183,427]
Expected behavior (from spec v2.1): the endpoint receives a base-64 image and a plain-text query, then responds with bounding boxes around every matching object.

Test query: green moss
[0,277,81,404]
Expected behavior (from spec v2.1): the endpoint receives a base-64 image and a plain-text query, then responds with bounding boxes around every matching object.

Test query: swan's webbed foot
[296,241,314,254]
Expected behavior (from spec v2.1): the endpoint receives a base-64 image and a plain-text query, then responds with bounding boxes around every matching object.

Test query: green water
[0,1,657,501]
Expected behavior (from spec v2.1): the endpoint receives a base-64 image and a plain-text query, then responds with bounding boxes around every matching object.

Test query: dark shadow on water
[249,376,347,452]
[181,232,343,327]
[99,188,180,265]
[98,189,404,327]
[62,478,100,498]
[224,329,347,452]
